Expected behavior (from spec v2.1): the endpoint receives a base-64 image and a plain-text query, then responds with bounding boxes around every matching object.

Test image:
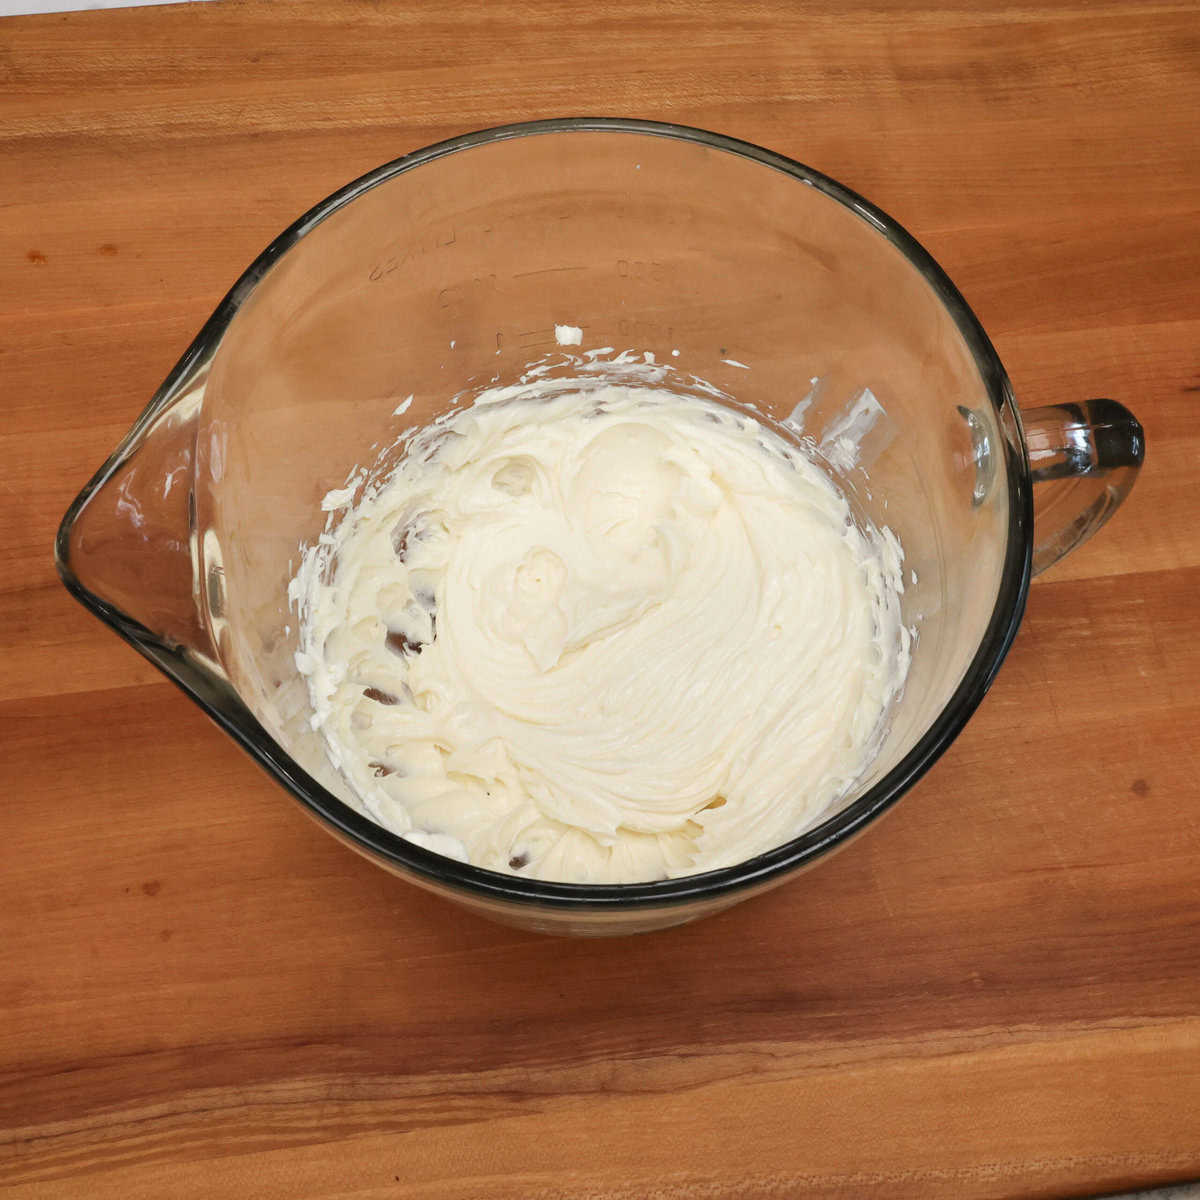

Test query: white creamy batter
[293,380,909,884]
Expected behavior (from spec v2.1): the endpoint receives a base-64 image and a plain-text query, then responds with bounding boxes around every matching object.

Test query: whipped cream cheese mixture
[292,379,910,884]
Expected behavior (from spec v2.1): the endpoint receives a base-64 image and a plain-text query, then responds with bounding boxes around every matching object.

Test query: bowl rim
[57,116,1032,910]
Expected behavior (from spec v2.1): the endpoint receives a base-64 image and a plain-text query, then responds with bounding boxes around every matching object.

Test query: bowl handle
[1021,398,1144,575]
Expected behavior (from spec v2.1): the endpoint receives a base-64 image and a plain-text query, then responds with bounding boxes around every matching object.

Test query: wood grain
[2,1,1199,1196]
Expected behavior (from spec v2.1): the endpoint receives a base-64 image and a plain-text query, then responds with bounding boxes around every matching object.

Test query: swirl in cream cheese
[293,382,909,884]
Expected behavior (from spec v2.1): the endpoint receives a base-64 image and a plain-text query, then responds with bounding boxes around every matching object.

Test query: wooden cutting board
[2,2,1198,1196]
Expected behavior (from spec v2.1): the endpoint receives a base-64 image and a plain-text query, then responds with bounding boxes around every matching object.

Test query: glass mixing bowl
[57,119,1143,935]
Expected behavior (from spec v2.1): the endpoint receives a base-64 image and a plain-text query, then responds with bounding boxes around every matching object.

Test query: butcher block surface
[2,1,1199,1196]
